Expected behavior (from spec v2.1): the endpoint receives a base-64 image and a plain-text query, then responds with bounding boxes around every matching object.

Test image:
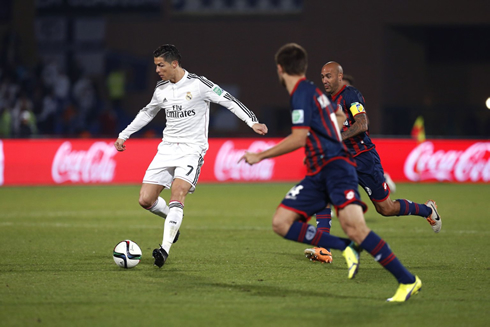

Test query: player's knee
[138,195,154,209]
[272,218,288,237]
[271,220,283,236]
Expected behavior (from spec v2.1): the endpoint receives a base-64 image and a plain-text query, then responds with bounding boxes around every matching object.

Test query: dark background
[1,0,489,138]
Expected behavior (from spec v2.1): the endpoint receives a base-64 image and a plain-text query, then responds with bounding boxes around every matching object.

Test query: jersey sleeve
[118,89,161,140]
[348,102,366,117]
[290,90,313,128]
[345,88,366,118]
[198,77,259,128]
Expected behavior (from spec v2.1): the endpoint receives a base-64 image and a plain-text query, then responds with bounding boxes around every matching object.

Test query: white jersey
[118,70,258,150]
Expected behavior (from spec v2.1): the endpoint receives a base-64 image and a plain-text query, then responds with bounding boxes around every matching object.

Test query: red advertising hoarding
[0,138,488,186]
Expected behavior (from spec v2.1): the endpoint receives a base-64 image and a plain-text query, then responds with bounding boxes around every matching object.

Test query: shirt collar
[331,84,346,100]
[291,77,307,96]
[172,70,188,86]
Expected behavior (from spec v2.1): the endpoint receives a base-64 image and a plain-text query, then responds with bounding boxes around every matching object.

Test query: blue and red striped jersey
[330,85,375,157]
[290,78,355,175]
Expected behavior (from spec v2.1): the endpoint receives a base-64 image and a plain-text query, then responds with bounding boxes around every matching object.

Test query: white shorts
[143,142,206,193]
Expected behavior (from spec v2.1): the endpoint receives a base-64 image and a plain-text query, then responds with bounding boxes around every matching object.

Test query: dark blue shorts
[280,159,367,220]
[354,149,390,202]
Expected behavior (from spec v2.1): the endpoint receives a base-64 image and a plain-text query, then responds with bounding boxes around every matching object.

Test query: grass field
[1,182,489,326]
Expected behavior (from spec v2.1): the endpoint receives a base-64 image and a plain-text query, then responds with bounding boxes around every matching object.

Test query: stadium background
[0,0,489,186]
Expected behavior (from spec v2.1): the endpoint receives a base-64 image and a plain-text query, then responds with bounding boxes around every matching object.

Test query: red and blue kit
[330,85,375,157]
[331,85,390,201]
[289,78,355,174]
[281,78,367,219]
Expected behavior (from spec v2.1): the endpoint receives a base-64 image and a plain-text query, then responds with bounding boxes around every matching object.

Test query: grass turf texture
[0,183,489,326]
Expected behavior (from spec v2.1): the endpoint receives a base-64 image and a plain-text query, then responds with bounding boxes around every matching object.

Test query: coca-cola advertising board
[0,138,488,186]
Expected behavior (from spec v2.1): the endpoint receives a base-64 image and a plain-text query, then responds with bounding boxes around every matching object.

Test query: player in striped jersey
[304,62,441,264]
[240,43,421,302]
[114,44,268,268]
[342,74,397,193]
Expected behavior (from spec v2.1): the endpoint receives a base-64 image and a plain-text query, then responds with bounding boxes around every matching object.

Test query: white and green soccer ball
[113,240,142,268]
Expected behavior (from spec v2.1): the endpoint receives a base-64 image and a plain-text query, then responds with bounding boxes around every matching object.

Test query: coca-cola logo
[51,141,117,183]
[214,140,276,181]
[404,141,490,182]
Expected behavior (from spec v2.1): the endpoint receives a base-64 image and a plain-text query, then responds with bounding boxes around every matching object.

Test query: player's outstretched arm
[239,128,308,165]
[114,138,126,152]
[252,123,268,135]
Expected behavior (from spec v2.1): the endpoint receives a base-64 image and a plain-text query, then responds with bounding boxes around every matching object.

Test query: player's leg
[390,199,441,233]
[163,178,191,250]
[357,150,441,232]
[153,178,192,268]
[139,183,169,218]
[162,150,204,254]
[328,159,420,297]
[338,201,411,279]
[335,204,368,279]
[373,198,440,231]
[154,149,204,268]
[336,204,370,244]
[315,206,332,235]
[370,190,441,232]
[337,204,421,301]
[141,156,180,267]
[139,145,174,219]
[304,205,333,263]
[166,177,193,242]
[273,206,351,251]
[275,179,352,252]
[140,166,181,245]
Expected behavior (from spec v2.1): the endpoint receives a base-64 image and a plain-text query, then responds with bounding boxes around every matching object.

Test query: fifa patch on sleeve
[212,86,223,96]
[349,102,365,116]
[292,110,304,124]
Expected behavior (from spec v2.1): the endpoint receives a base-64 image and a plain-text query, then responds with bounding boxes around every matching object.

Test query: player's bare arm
[341,113,368,141]
[240,128,308,165]
[114,138,126,151]
[252,123,268,135]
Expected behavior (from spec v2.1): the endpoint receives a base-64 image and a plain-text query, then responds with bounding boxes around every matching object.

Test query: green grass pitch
[1,183,489,326]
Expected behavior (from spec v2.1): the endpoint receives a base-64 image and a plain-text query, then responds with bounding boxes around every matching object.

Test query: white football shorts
[143,142,206,193]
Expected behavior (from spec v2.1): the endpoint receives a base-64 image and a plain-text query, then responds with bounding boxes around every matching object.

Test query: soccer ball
[113,240,142,268]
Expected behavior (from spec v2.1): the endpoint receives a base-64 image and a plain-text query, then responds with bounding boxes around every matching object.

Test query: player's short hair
[153,44,182,66]
[275,43,308,76]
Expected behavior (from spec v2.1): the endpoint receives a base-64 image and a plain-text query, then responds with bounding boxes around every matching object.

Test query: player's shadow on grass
[205,282,371,300]
[143,266,372,300]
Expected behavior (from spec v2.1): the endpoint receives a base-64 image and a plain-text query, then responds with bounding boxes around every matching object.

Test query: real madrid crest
[185,92,192,101]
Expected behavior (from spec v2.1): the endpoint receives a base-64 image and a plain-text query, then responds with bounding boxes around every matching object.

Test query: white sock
[148,197,169,219]
[161,201,184,254]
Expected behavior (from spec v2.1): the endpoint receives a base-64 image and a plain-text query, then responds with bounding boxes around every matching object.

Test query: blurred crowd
[0,30,119,138]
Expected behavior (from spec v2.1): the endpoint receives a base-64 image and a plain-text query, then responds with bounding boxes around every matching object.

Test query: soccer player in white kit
[114,44,268,268]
